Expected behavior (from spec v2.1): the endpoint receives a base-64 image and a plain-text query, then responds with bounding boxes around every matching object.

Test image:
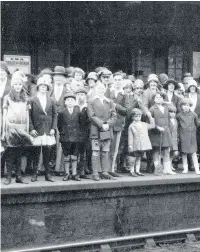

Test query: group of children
[1,63,200,185]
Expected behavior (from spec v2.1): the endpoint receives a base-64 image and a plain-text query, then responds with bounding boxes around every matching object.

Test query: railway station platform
[2,172,200,251]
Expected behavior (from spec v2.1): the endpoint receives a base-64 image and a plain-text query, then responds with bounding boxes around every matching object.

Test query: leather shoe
[80,174,91,179]
[100,172,116,180]
[109,172,122,177]
[63,174,70,181]
[31,174,38,182]
[4,178,11,185]
[45,175,54,182]
[130,172,138,177]
[92,175,100,181]
[71,174,81,181]
[119,167,130,173]
[16,177,29,184]
[135,172,145,176]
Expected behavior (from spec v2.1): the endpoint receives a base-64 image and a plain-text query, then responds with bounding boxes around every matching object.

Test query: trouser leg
[42,146,52,176]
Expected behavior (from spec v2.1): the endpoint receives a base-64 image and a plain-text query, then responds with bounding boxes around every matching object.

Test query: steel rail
[4,227,200,252]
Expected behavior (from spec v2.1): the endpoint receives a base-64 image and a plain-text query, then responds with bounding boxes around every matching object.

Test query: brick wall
[2,181,200,250]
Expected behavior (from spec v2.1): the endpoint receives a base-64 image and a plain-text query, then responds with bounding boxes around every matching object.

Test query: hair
[8,86,27,102]
[152,91,166,100]
[72,67,85,78]
[179,98,193,107]
[168,105,177,113]
[130,108,143,118]
[123,80,133,90]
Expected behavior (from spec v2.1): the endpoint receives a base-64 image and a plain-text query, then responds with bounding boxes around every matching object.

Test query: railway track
[4,227,200,252]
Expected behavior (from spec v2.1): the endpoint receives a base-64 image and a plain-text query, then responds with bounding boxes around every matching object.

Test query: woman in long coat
[29,77,57,182]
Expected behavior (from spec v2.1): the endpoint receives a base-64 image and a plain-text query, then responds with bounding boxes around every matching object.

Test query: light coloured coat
[128,118,155,151]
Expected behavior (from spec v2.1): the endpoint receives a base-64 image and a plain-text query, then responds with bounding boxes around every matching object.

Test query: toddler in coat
[128,108,155,177]
[176,98,200,174]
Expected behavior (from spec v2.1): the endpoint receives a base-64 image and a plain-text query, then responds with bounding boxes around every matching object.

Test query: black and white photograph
[1,1,200,252]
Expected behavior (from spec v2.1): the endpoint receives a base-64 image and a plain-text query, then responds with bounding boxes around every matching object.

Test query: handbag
[99,130,111,141]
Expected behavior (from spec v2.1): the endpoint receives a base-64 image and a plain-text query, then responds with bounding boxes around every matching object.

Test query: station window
[168,45,183,82]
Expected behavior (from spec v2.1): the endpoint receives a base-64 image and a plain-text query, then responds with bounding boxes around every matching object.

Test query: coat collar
[64,105,79,120]
[34,95,51,115]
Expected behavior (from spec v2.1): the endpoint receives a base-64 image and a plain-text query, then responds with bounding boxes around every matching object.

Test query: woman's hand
[50,129,55,136]
[30,130,38,137]
[128,145,134,153]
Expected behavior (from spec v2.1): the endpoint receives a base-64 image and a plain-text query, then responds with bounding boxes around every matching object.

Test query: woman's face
[189,86,196,93]
[133,114,142,122]
[149,81,157,92]
[168,83,175,92]
[38,84,48,93]
[12,80,23,93]
[88,79,96,88]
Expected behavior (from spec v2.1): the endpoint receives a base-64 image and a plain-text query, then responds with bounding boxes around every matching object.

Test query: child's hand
[157,126,165,132]
[128,145,133,152]
[146,111,152,118]
[102,123,109,131]
[50,129,55,136]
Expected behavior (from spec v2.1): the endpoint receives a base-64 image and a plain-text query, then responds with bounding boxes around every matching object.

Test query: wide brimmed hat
[0,61,10,74]
[40,68,53,75]
[65,67,75,77]
[64,92,76,100]
[76,87,87,94]
[163,79,179,90]
[52,66,68,76]
[177,83,185,92]
[86,72,98,83]
[187,79,198,92]
[36,77,50,90]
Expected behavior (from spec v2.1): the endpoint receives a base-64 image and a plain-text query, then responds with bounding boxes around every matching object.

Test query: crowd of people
[1,61,200,185]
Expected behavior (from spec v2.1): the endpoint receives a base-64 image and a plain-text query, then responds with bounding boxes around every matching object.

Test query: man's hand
[157,126,165,132]
[102,123,109,131]
[30,130,38,137]
[128,145,134,152]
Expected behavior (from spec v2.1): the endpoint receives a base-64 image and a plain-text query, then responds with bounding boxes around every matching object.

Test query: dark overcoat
[29,96,57,135]
[149,104,172,148]
[87,97,117,139]
[164,93,181,111]
[176,111,200,153]
[50,86,67,113]
[57,105,82,143]
[108,91,127,132]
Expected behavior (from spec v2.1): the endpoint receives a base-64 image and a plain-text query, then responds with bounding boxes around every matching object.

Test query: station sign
[3,55,31,74]
[193,52,200,79]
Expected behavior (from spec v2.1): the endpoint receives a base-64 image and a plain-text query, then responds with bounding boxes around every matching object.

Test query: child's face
[169,111,176,119]
[177,89,184,95]
[114,75,123,89]
[96,83,106,96]
[124,87,132,94]
[12,80,23,93]
[133,114,142,122]
[76,92,86,103]
[154,94,163,104]
[182,103,190,112]
[65,97,76,108]
[74,72,83,81]
[189,86,196,93]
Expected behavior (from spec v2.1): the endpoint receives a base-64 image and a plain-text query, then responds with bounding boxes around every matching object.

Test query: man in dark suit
[87,81,117,181]
[107,72,128,177]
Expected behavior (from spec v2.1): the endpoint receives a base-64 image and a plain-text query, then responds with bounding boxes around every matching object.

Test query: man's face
[76,92,86,104]
[53,75,66,86]
[114,75,123,89]
[96,83,106,96]
[149,81,157,92]
[100,75,110,86]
